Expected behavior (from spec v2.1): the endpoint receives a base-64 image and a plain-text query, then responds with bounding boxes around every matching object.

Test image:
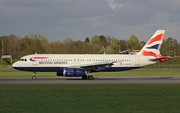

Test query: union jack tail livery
[138,30,167,62]
[139,30,165,55]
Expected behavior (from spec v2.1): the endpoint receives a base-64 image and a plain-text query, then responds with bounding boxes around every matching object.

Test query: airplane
[12,30,168,80]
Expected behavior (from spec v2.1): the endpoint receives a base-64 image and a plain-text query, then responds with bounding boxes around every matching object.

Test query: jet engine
[56,68,86,77]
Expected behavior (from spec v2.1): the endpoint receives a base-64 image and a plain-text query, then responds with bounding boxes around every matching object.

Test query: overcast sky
[0,0,180,42]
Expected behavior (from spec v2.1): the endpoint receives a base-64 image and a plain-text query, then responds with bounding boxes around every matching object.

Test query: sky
[0,0,180,42]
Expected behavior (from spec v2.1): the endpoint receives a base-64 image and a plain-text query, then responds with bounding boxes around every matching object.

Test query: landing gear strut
[32,72,36,80]
[87,70,94,80]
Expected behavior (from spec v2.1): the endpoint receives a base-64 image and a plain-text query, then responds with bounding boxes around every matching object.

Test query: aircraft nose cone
[12,62,19,68]
[12,62,16,67]
[12,62,22,71]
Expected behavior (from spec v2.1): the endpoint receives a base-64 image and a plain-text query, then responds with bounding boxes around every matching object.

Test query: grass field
[0,65,180,78]
[1,66,180,113]
[0,84,180,113]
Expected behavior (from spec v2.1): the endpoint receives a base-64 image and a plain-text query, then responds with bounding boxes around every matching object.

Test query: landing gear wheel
[32,72,37,80]
[88,75,94,80]
[82,75,87,80]
[32,76,36,80]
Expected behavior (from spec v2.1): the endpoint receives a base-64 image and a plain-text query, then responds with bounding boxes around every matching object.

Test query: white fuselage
[12,54,157,72]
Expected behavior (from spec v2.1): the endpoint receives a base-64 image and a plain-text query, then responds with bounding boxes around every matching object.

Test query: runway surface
[0,76,180,84]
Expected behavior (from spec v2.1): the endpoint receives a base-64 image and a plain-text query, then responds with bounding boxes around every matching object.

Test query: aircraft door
[135,56,140,66]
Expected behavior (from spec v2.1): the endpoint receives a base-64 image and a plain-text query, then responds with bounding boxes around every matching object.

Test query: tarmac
[0,76,180,84]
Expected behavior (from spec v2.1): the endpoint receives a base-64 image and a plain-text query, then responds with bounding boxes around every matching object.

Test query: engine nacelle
[56,68,86,77]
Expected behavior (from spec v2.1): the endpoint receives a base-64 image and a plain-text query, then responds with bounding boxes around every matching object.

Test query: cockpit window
[19,59,27,62]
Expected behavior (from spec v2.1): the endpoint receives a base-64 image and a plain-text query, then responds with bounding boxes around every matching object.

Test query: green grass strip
[0,84,180,113]
[0,69,180,78]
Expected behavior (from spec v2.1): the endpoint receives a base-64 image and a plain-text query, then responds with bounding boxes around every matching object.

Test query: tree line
[0,34,180,60]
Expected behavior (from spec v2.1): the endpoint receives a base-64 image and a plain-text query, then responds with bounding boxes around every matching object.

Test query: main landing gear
[82,71,94,80]
[88,74,94,80]
[32,72,36,80]
[82,75,94,80]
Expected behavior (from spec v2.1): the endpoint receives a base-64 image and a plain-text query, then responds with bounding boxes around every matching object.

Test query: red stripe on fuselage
[31,56,48,60]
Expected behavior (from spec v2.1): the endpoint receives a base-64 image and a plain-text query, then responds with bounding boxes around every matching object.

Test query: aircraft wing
[69,61,115,70]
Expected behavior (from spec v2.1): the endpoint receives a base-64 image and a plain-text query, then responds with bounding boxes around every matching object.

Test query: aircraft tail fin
[138,30,166,61]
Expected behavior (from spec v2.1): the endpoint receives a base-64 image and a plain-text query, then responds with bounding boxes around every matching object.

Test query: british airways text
[39,61,68,65]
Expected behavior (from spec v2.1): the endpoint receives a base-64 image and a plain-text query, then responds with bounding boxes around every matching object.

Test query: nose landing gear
[32,72,36,80]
